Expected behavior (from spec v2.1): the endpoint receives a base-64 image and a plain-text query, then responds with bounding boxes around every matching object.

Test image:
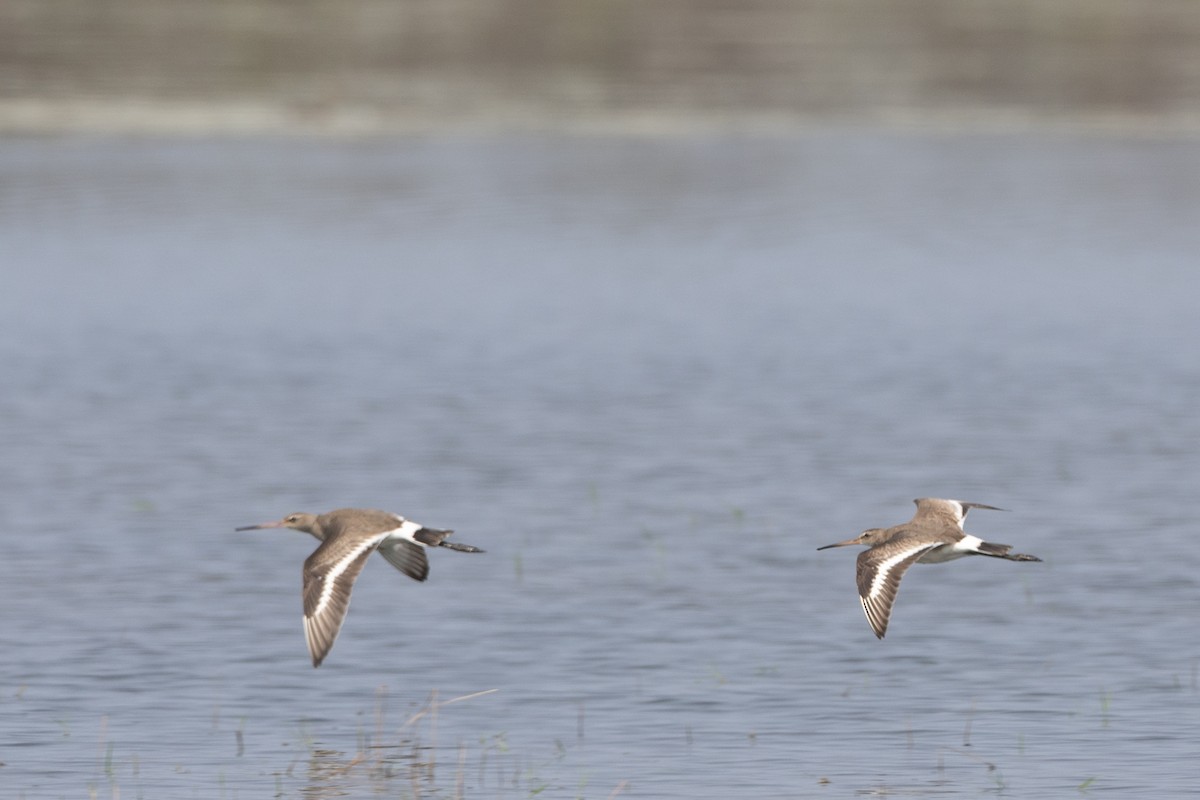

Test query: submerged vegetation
[71,687,637,800]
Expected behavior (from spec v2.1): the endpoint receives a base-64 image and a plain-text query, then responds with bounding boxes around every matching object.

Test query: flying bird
[238,508,483,666]
[818,498,1040,639]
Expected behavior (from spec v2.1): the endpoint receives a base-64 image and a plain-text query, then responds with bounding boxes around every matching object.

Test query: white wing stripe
[867,543,934,600]
[309,532,391,620]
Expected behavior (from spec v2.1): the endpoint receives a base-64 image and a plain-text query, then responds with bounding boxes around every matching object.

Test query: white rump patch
[918,534,981,563]
[951,534,985,553]
[381,518,426,545]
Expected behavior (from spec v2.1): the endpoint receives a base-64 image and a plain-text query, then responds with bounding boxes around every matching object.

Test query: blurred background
[3,4,1200,799]
[3,0,1199,135]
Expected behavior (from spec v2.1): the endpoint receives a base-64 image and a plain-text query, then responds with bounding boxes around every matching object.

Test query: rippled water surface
[2,134,1199,798]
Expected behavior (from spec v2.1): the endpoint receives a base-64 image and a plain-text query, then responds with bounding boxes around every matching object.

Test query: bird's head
[236,512,319,535]
[817,527,889,551]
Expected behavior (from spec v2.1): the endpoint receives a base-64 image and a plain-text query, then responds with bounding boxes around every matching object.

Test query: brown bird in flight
[818,498,1040,639]
[238,508,483,666]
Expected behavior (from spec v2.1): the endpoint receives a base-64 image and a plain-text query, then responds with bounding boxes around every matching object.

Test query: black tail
[413,527,485,553]
[977,540,1041,562]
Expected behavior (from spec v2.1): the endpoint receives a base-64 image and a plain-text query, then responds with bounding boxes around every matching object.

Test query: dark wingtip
[962,501,1007,513]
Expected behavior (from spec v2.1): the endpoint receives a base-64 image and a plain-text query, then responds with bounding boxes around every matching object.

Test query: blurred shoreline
[4,0,1200,138]
[4,97,1200,139]
[4,103,1199,139]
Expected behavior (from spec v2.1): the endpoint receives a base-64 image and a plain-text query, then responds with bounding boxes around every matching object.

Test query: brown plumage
[819,498,1041,639]
[238,508,483,666]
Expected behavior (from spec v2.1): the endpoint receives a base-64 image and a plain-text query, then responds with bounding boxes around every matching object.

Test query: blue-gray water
[2,134,1198,798]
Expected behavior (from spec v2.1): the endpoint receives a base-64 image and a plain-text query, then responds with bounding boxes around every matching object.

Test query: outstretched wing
[856,539,942,639]
[376,524,483,579]
[301,531,390,667]
[376,537,430,582]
